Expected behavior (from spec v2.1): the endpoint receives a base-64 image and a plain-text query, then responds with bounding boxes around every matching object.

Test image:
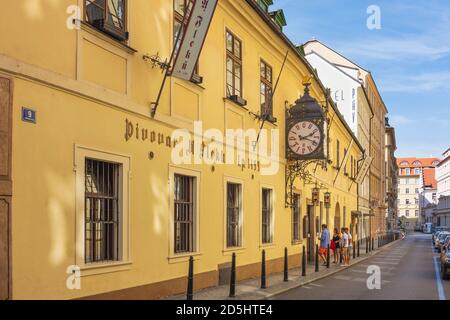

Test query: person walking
[331,228,340,264]
[319,224,330,266]
[346,227,353,265]
[341,227,349,266]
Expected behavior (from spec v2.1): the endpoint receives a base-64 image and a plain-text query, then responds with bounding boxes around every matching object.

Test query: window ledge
[168,252,203,264]
[291,240,304,246]
[222,247,246,255]
[80,21,137,55]
[259,243,276,249]
[226,96,248,108]
[79,261,133,277]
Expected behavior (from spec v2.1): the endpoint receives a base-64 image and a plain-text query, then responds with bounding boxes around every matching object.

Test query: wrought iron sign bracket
[143,53,171,73]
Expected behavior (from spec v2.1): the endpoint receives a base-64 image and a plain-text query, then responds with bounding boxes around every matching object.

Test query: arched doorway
[334,203,341,231]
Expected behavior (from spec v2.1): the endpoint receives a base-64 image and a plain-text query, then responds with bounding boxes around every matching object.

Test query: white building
[436,148,450,227]
[304,44,363,135]
[303,40,373,239]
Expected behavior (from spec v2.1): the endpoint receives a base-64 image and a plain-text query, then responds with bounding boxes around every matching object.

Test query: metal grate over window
[227,183,242,248]
[174,174,196,254]
[262,188,273,244]
[292,194,301,242]
[85,159,120,264]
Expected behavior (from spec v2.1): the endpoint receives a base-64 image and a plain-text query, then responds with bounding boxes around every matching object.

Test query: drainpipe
[369,110,374,239]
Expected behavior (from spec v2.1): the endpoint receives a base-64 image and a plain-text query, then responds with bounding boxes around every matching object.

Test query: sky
[273,0,450,158]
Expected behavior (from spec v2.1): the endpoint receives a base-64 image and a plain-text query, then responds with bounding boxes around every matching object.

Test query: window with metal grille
[262,188,273,244]
[292,194,301,242]
[85,159,121,264]
[227,183,242,248]
[85,0,128,41]
[174,174,196,254]
[173,0,201,81]
[260,60,273,117]
[226,30,243,98]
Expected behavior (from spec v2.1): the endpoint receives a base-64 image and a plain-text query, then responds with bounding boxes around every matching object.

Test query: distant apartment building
[436,148,450,227]
[385,119,398,231]
[397,158,440,231]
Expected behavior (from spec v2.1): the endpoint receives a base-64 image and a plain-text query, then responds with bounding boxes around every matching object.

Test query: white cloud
[390,115,414,126]
[379,70,450,93]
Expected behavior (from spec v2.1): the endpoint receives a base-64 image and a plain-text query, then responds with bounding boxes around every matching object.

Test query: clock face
[288,121,322,156]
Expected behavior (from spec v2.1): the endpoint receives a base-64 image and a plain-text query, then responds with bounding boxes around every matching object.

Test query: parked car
[440,238,450,280]
[433,229,449,245]
[435,232,450,252]
[438,235,450,253]
[433,231,443,245]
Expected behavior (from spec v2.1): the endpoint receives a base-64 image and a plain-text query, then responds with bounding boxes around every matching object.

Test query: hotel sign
[172,0,218,81]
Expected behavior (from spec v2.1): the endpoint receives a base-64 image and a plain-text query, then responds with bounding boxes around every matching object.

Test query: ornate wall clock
[286,81,327,160]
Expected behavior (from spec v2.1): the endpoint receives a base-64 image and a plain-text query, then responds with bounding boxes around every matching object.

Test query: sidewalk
[164,239,401,300]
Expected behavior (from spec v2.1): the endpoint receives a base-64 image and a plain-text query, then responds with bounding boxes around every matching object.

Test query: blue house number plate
[22,107,36,123]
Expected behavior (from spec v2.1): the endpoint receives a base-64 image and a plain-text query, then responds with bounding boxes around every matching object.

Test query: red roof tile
[396,157,440,168]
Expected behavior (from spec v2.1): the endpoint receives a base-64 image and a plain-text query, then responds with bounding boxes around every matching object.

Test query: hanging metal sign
[172,0,218,81]
[355,156,373,185]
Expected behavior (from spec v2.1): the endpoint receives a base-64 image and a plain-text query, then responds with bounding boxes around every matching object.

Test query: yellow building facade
[0,0,362,299]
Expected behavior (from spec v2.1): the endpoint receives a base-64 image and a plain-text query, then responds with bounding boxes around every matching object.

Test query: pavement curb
[260,239,403,300]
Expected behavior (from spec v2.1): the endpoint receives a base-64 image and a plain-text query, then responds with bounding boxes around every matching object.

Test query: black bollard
[353,241,356,259]
[187,256,194,301]
[261,250,266,289]
[229,253,236,298]
[327,244,331,269]
[372,238,375,251]
[357,240,360,257]
[315,244,319,272]
[302,246,306,277]
[366,238,369,254]
[284,247,289,282]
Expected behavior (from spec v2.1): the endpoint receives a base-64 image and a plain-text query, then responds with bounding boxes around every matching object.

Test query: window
[406,188,410,194]
[405,168,410,175]
[406,199,410,205]
[174,174,196,253]
[336,140,340,167]
[406,210,410,217]
[226,31,243,99]
[227,183,242,248]
[343,149,348,174]
[414,168,420,175]
[292,194,301,242]
[350,156,354,178]
[85,159,121,263]
[173,0,201,83]
[415,198,419,205]
[415,210,419,217]
[413,161,422,166]
[260,60,273,117]
[262,188,273,244]
[85,0,128,41]
[415,188,419,194]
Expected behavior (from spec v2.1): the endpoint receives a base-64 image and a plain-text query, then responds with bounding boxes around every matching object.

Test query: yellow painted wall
[2,0,362,299]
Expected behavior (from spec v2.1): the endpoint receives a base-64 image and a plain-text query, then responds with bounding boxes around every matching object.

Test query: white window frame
[223,176,245,252]
[74,145,131,274]
[168,166,201,260]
